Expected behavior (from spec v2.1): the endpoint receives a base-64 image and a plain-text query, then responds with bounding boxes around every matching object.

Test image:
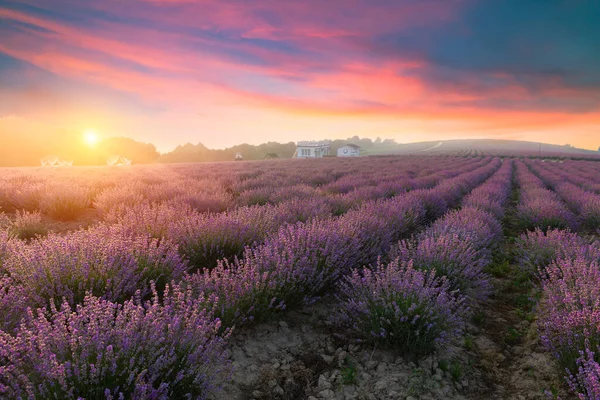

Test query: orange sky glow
[0,1,599,152]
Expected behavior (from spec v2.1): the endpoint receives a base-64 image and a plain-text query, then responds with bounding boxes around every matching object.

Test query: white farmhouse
[294,141,330,158]
[337,144,361,157]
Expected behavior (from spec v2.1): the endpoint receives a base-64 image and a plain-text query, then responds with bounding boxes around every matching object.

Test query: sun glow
[83,129,99,147]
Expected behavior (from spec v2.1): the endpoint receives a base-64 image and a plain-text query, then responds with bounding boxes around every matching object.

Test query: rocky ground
[213,296,480,400]
[210,270,573,400]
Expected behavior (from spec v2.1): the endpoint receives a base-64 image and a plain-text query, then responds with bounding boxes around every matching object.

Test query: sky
[0,0,599,153]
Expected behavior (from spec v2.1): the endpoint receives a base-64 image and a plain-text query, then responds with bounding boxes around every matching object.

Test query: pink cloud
[1,1,599,151]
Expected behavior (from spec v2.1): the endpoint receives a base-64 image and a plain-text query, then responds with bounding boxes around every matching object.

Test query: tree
[97,137,160,164]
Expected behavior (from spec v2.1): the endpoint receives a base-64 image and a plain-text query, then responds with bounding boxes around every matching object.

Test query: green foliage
[464,334,474,350]
[449,360,462,382]
[341,359,357,385]
[506,327,522,344]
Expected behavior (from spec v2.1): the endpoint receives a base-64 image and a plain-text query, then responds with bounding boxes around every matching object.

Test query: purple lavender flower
[392,233,492,302]
[538,255,600,375]
[0,284,229,399]
[566,342,600,400]
[331,259,467,357]
[3,225,187,307]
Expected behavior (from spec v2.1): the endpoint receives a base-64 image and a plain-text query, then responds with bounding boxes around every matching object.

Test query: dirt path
[465,271,567,400]
[465,168,571,400]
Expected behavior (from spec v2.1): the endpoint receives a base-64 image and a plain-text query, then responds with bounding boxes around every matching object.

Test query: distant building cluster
[294,141,362,158]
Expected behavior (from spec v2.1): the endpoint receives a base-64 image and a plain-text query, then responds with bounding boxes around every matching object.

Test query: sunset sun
[83,130,99,147]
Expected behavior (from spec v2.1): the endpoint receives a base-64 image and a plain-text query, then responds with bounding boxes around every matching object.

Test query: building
[294,141,330,158]
[337,144,361,157]
[235,152,243,161]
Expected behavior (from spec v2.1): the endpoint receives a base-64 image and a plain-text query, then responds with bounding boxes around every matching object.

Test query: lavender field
[1,156,600,400]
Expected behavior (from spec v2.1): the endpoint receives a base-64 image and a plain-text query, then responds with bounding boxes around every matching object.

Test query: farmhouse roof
[297,140,330,147]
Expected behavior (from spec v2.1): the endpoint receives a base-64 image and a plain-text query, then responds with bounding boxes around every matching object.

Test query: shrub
[184,218,361,328]
[3,226,187,308]
[516,198,579,232]
[538,256,600,375]
[39,184,91,220]
[425,207,502,251]
[566,343,600,400]
[0,275,29,333]
[514,228,592,275]
[331,260,467,357]
[177,205,289,271]
[94,183,146,215]
[581,199,600,232]
[392,233,491,302]
[0,285,230,399]
[7,182,45,212]
[9,210,47,240]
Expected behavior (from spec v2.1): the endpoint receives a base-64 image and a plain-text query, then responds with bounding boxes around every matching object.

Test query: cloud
[0,0,599,150]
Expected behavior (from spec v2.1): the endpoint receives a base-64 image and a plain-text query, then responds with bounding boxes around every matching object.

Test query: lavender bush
[3,226,187,308]
[39,183,91,221]
[392,233,491,302]
[0,285,230,399]
[9,210,47,241]
[183,218,363,327]
[425,207,502,252]
[566,343,600,400]
[0,275,29,334]
[538,256,600,375]
[332,259,467,357]
[514,228,593,275]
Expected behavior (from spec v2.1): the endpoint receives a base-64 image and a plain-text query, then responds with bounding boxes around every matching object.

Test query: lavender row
[107,157,497,272]
[174,157,504,329]
[556,160,600,194]
[0,156,487,220]
[330,159,512,356]
[516,229,600,399]
[0,157,502,398]
[392,159,511,303]
[514,160,578,232]
[524,160,600,231]
[0,157,502,332]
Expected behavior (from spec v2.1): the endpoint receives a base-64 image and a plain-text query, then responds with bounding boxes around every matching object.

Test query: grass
[464,334,474,350]
[340,361,357,385]
[506,327,522,345]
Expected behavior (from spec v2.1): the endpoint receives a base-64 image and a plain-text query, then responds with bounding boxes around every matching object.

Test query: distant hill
[159,138,598,163]
[367,139,600,159]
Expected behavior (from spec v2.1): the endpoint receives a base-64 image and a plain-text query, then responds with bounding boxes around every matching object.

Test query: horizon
[1,1,599,154]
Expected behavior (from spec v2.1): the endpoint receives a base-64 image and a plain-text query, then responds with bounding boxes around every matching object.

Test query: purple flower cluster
[539,255,600,375]
[567,344,600,400]
[392,233,490,302]
[515,225,600,398]
[515,228,593,275]
[183,218,363,327]
[331,259,467,356]
[514,161,578,231]
[3,226,187,308]
[389,160,512,304]
[526,160,600,231]
[330,159,510,356]
[0,285,230,399]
